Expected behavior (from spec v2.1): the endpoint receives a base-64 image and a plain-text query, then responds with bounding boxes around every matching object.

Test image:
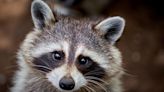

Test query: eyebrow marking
[32,42,62,57]
[75,45,84,59]
[61,41,70,61]
[75,45,109,69]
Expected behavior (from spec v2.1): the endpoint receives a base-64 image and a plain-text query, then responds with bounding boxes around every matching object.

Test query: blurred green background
[0,0,164,92]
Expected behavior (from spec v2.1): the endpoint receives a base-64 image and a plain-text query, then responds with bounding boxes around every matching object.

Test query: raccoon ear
[95,16,125,44]
[31,0,55,29]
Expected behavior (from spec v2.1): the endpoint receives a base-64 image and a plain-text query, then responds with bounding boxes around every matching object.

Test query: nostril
[59,77,75,90]
[59,82,74,90]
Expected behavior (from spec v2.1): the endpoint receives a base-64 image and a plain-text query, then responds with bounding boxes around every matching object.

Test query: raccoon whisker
[85,71,105,74]
[84,88,92,92]
[87,79,108,92]
[31,64,52,71]
[29,78,47,91]
[83,86,92,92]
[84,72,105,76]
[35,69,47,74]
[83,85,96,92]
[28,77,42,83]
[82,87,90,92]
[27,77,46,90]
[121,68,134,77]
[32,64,52,71]
[84,73,105,78]
[37,58,52,69]
[79,87,86,92]
[85,76,109,85]
[30,77,48,86]
[90,82,110,92]
[4,65,19,70]
[45,82,52,91]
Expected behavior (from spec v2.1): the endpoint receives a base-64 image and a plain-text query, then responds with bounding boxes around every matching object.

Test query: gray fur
[11,0,125,92]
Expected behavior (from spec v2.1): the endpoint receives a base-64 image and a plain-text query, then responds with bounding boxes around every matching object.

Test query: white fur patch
[11,53,30,92]
[47,64,86,91]
[32,42,62,57]
[32,41,70,58]
[75,45,109,69]
[47,64,67,91]
[71,66,87,91]
[75,45,85,58]
[62,41,70,60]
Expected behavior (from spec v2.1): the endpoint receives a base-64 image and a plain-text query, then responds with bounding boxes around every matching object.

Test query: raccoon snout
[59,76,75,90]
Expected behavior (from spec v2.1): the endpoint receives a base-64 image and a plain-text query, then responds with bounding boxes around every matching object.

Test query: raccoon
[44,0,112,16]
[11,0,125,92]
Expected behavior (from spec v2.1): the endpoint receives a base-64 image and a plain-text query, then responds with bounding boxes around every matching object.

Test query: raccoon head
[22,0,125,91]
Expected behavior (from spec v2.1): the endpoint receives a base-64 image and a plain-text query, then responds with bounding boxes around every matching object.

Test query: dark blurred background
[0,0,164,92]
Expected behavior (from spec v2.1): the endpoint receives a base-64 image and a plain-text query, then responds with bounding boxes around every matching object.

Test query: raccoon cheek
[77,61,107,81]
[46,65,68,91]
[71,68,87,90]
[32,57,52,72]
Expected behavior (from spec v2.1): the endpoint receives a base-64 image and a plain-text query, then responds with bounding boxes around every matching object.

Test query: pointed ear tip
[31,0,51,15]
[31,0,46,9]
[32,0,44,4]
[31,0,41,10]
[111,16,125,21]
[32,0,41,6]
[113,16,125,24]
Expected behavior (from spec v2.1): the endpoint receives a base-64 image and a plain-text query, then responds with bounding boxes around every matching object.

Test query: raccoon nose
[59,76,75,90]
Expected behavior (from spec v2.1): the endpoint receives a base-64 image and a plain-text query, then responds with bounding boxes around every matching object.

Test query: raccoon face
[25,0,125,91]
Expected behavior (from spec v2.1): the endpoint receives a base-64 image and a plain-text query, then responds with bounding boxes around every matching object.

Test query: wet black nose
[59,76,75,90]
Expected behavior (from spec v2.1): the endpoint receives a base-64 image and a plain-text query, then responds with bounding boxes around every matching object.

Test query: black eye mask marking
[32,51,65,72]
[76,55,106,80]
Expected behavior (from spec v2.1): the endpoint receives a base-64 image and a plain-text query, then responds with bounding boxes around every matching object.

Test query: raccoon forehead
[56,16,101,24]
[32,41,69,58]
[53,16,102,32]
[31,39,108,58]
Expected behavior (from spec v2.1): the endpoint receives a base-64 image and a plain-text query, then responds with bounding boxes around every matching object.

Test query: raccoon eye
[52,51,64,61]
[79,56,92,65]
